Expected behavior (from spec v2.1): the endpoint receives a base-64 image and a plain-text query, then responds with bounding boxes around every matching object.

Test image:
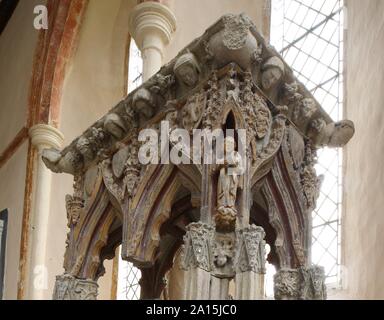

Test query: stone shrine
[43,14,354,300]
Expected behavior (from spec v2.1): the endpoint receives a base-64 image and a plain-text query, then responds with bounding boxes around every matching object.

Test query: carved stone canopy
[42,13,354,177]
[44,14,354,300]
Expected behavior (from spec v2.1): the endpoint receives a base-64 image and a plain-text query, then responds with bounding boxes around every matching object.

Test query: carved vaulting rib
[262,178,293,269]
[123,164,200,266]
[65,181,116,281]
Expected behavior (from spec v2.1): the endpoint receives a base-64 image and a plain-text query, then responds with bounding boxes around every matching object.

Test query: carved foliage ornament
[234,225,266,274]
[65,194,84,227]
[241,72,272,140]
[222,14,252,50]
[53,274,98,300]
[300,142,322,209]
[101,139,142,203]
[274,266,326,300]
[181,222,215,272]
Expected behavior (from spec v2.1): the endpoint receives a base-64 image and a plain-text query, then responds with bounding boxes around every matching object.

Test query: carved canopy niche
[44,14,354,300]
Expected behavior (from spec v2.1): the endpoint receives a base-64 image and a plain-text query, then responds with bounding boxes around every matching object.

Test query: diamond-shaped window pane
[272,0,343,287]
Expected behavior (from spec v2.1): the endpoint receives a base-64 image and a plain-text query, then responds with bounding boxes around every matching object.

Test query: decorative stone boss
[43,14,354,300]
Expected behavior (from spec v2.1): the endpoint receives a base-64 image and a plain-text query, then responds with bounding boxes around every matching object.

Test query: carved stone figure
[76,136,94,163]
[42,148,82,174]
[293,98,317,129]
[211,234,235,278]
[182,92,204,132]
[103,113,126,140]
[174,52,201,88]
[213,241,232,268]
[124,160,141,198]
[261,56,285,91]
[65,195,83,226]
[283,81,303,105]
[132,88,155,121]
[216,137,243,231]
[308,118,355,148]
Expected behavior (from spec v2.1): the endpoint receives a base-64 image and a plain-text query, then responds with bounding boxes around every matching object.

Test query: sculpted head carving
[132,88,155,120]
[328,120,355,148]
[42,148,63,173]
[309,118,355,148]
[174,52,201,87]
[42,148,82,174]
[301,98,317,119]
[224,136,236,153]
[104,113,126,139]
[76,136,94,162]
[293,98,317,128]
[261,56,285,90]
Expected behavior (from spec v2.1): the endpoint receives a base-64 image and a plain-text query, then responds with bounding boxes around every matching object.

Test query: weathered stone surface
[44,13,354,300]
[42,14,354,176]
[53,274,98,300]
[274,266,326,300]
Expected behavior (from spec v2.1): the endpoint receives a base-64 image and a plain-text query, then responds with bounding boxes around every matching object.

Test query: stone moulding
[42,13,354,177]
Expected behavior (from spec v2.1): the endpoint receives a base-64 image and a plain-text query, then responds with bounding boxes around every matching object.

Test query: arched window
[271,0,345,288]
[116,38,143,300]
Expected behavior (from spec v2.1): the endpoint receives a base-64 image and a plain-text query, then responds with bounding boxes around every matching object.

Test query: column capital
[274,266,327,300]
[129,1,176,50]
[53,274,98,300]
[29,124,64,150]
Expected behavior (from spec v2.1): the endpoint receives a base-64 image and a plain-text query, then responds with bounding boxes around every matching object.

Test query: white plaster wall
[0,0,40,151]
[342,0,384,299]
[163,0,269,64]
[0,1,41,299]
[0,142,28,299]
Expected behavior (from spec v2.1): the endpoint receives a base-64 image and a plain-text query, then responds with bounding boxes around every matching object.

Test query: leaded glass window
[271,0,344,287]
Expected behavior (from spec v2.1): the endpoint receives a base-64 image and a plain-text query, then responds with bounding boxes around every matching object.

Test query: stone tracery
[44,14,354,300]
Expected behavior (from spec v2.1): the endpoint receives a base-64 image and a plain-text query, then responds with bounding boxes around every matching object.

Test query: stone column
[180,222,214,300]
[234,225,266,300]
[28,124,64,299]
[274,266,327,300]
[129,1,176,81]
